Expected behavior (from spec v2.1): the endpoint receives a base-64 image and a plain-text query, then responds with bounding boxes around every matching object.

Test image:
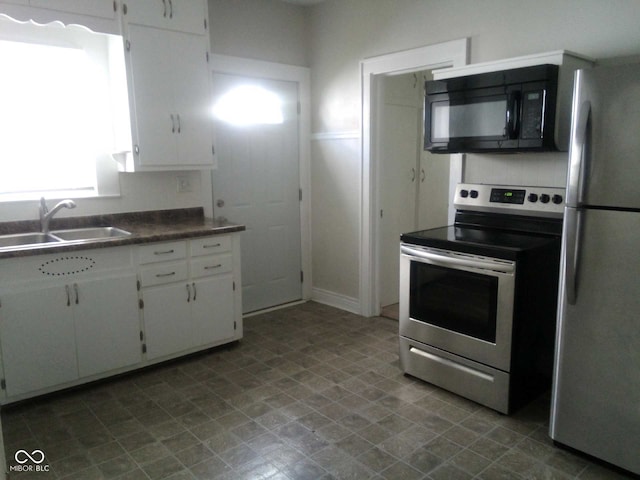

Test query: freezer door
[551,208,640,474]
[567,63,640,210]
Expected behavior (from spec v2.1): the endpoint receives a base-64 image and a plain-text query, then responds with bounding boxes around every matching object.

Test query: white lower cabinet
[191,274,235,347]
[0,247,141,401]
[74,275,141,377]
[0,284,78,398]
[0,234,241,404]
[139,235,240,362]
[142,281,192,359]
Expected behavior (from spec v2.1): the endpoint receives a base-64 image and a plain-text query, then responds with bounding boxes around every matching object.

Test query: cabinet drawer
[191,255,232,278]
[141,262,188,287]
[139,241,187,264]
[191,236,231,257]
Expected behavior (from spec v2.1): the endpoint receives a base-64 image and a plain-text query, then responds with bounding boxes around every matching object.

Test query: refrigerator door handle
[567,100,591,208]
[565,207,582,305]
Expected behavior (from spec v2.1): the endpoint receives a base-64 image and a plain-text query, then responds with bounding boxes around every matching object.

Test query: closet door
[379,74,421,308]
[417,149,450,230]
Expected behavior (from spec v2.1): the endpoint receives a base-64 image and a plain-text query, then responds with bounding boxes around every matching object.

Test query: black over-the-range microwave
[424,64,560,153]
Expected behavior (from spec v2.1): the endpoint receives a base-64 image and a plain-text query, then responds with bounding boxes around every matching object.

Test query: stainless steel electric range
[399,183,564,414]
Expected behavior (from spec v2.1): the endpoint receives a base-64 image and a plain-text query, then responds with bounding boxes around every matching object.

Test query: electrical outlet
[176,176,193,193]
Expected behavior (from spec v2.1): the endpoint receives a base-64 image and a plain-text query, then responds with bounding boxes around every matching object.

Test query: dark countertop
[0,207,245,259]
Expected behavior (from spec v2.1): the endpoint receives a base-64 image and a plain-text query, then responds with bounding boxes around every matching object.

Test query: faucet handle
[39,197,48,214]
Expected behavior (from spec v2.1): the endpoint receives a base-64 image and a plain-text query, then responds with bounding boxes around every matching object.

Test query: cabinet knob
[216,199,225,208]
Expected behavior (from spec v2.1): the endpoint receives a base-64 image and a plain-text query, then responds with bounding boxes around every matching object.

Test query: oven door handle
[401,245,514,274]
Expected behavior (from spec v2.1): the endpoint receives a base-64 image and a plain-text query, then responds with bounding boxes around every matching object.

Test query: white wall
[308,0,640,310]
[208,0,309,67]
[0,171,204,222]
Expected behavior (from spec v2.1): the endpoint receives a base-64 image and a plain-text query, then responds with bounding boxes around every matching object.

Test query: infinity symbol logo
[14,450,45,464]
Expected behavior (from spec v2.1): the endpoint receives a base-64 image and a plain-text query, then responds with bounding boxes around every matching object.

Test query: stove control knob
[552,194,564,204]
[470,190,479,199]
[528,193,539,203]
[460,189,469,198]
[540,194,551,204]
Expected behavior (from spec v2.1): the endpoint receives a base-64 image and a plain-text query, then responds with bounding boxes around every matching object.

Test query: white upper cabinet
[123,0,205,34]
[123,0,214,170]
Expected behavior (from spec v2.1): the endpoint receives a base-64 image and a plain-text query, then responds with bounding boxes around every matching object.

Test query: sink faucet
[39,197,76,233]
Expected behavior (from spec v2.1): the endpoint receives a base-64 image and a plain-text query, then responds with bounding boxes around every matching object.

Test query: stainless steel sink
[0,232,61,249]
[51,226,131,241]
[0,227,132,251]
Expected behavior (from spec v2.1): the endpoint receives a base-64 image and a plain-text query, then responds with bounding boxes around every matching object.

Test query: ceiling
[280,0,325,5]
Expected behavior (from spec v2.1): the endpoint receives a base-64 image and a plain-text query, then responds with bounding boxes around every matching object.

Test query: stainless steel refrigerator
[550,62,640,475]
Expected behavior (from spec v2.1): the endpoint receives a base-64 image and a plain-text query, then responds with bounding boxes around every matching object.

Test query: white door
[211,73,302,313]
[417,150,450,230]
[379,102,420,308]
[378,71,451,311]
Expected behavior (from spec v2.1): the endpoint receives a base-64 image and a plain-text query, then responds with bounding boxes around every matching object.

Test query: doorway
[210,55,311,314]
[360,39,469,317]
[378,71,451,319]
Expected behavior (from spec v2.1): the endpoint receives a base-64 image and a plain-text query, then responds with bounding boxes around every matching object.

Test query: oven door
[399,244,516,372]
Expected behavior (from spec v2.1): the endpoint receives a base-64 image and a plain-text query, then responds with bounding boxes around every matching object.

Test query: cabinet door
[190,274,235,347]
[166,0,206,34]
[124,0,206,34]
[29,0,116,18]
[171,30,213,166]
[74,275,141,378]
[127,23,178,167]
[0,285,78,397]
[142,282,191,359]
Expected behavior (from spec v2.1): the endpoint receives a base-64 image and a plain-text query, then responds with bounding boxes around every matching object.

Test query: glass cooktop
[401,224,560,260]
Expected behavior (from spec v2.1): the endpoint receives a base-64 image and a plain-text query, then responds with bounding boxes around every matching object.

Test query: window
[212,85,284,126]
[0,17,131,200]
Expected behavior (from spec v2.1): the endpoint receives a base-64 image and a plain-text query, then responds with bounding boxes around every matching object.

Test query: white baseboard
[311,287,360,315]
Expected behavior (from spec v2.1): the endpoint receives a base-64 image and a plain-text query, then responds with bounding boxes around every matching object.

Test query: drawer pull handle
[203,243,222,249]
[204,264,222,270]
[154,249,175,255]
[156,272,176,278]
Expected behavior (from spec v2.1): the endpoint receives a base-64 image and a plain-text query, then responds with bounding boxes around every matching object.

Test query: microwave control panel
[521,89,545,139]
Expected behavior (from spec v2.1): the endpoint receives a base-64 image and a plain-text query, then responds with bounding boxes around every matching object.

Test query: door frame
[208,54,312,304]
[360,39,469,317]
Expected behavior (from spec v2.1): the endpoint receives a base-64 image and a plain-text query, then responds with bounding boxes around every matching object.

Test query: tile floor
[1,302,634,479]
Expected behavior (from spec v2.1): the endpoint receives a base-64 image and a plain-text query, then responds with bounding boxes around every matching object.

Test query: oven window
[409,261,498,343]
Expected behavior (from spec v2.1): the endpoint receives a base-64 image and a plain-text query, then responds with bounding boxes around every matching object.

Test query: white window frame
[0,15,130,203]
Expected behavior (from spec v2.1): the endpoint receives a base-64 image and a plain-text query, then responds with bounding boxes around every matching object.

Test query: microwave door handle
[506,91,520,139]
